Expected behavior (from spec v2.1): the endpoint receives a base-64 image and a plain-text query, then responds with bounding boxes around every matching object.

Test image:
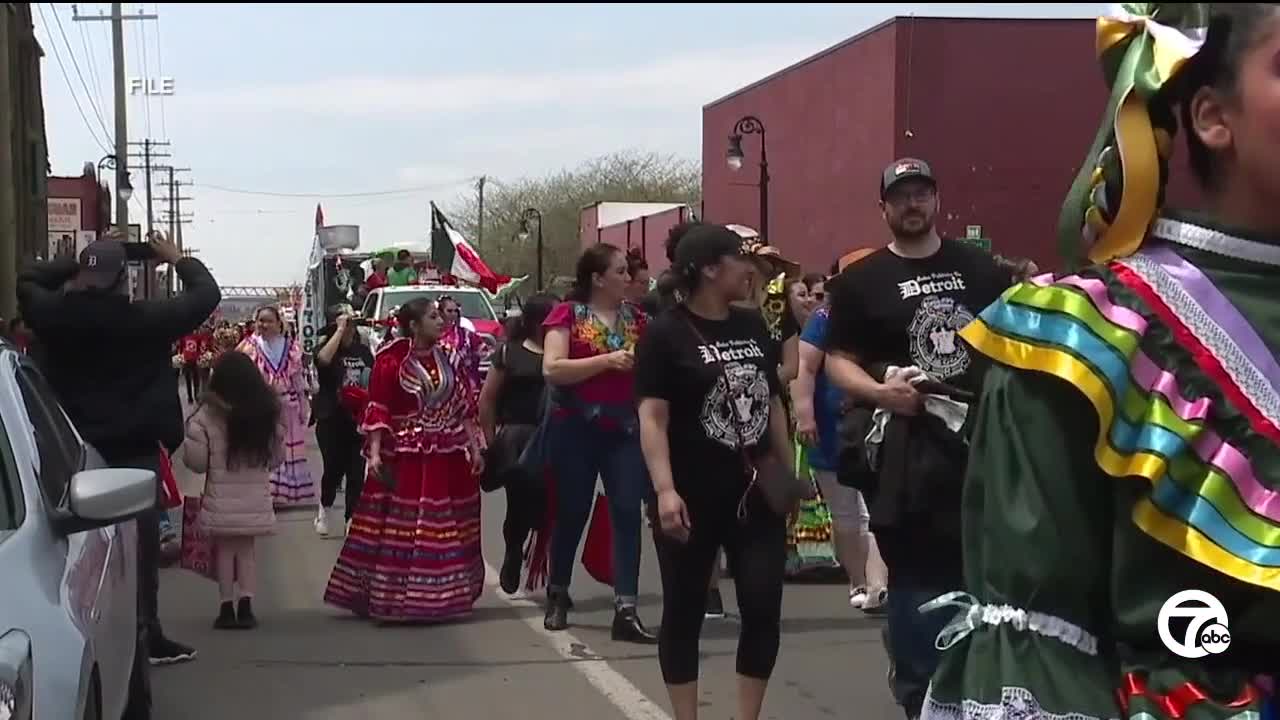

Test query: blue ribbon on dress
[919,591,983,650]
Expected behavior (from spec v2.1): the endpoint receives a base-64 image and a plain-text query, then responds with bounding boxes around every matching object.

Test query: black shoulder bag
[680,311,814,519]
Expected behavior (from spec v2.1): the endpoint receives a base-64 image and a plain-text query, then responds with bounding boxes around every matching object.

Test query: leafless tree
[449,150,700,284]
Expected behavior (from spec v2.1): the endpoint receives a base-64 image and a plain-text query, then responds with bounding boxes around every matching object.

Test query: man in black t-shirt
[313,306,375,536]
[824,158,1009,720]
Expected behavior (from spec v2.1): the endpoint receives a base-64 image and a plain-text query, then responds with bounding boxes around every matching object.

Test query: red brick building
[47,164,110,259]
[702,16,1139,274]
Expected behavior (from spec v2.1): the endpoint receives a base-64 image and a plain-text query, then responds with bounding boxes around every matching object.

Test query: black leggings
[183,364,202,402]
[316,415,365,521]
[503,478,545,556]
[655,482,786,685]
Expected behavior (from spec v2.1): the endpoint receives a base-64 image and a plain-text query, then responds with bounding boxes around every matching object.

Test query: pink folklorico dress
[238,333,315,508]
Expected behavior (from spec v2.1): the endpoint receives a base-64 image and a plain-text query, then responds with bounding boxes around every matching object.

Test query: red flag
[315,203,325,232]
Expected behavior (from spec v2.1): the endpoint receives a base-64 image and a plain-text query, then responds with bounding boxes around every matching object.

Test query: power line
[193,176,478,199]
[34,4,111,154]
[44,3,113,144]
[134,16,151,139]
[154,4,167,138]
[73,5,109,124]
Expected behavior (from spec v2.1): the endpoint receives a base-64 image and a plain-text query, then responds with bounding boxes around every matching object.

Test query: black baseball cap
[880,158,936,198]
[673,223,745,273]
[78,239,128,291]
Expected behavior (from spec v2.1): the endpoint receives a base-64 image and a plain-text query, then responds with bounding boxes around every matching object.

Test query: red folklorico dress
[323,335,486,622]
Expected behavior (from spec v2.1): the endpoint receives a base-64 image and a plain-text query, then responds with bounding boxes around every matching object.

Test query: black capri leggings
[654,482,786,685]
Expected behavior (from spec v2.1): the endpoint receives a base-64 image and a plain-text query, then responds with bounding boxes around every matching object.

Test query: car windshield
[377,290,494,321]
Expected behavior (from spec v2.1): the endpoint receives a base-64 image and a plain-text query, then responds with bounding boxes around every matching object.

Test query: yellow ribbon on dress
[1059,4,1207,265]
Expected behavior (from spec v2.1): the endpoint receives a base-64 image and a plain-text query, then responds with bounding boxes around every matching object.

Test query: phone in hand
[124,242,157,262]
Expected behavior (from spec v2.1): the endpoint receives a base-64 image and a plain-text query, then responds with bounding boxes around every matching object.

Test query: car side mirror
[61,468,157,535]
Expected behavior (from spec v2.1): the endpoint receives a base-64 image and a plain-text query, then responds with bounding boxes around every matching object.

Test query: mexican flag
[430,202,509,293]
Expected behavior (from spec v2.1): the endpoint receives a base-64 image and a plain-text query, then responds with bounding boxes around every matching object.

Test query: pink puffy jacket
[183,395,284,537]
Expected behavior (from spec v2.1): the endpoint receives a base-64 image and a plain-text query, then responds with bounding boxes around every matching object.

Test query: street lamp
[117,174,134,206]
[727,115,769,243]
[97,154,132,235]
[517,207,544,291]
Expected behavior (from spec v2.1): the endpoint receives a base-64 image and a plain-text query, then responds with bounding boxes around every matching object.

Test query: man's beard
[890,212,934,240]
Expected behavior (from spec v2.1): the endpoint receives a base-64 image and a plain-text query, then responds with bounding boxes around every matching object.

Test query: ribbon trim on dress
[920,591,1100,656]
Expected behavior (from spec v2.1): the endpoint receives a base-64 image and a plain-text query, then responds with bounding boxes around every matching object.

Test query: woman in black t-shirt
[635,223,793,720]
[478,293,556,595]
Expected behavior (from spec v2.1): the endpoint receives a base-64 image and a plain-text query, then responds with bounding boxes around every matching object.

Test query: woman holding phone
[323,297,487,623]
[541,244,656,643]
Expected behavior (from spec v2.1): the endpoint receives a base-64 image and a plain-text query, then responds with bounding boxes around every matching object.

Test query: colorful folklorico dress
[924,7,1280,720]
[921,215,1280,720]
[439,322,489,395]
[323,336,486,622]
[238,333,315,508]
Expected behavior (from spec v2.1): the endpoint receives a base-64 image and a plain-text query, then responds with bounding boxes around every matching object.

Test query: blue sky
[35,2,1102,285]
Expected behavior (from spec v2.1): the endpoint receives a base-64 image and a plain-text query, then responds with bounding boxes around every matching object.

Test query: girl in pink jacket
[185,351,285,630]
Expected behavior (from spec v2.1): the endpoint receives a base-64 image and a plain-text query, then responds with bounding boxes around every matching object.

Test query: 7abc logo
[1157,590,1231,659]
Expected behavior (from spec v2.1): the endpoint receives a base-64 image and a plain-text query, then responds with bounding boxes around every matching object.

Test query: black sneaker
[705,588,726,619]
[237,597,258,629]
[149,635,197,665]
[213,602,237,630]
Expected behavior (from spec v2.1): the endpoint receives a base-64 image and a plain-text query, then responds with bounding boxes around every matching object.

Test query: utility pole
[476,176,486,252]
[156,166,191,295]
[155,168,192,293]
[75,4,157,234]
[128,140,171,298]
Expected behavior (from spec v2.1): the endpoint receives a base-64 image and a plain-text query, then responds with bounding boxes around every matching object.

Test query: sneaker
[149,635,197,665]
[863,588,889,616]
[705,587,726,619]
[314,507,330,537]
[849,586,869,608]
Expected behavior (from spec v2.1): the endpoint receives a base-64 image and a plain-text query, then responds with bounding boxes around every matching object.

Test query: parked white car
[358,284,504,373]
[0,345,155,719]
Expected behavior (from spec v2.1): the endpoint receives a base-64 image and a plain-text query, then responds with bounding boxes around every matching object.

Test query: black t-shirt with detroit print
[635,305,782,500]
[825,239,1010,393]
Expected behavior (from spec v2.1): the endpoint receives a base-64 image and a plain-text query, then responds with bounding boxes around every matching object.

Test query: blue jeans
[547,410,649,601]
[883,584,954,719]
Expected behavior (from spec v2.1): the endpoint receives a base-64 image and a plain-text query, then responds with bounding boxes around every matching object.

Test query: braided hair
[1059,4,1279,267]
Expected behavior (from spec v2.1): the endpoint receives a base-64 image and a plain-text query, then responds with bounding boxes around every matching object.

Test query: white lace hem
[922,592,1099,656]
[922,685,1119,720]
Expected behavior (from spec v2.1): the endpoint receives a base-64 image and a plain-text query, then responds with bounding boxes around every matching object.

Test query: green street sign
[960,236,992,252]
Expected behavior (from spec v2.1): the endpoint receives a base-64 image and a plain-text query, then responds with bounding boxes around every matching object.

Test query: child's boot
[237,597,258,629]
[214,601,237,630]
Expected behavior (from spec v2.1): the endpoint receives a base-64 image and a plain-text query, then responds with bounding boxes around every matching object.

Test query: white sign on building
[48,198,82,232]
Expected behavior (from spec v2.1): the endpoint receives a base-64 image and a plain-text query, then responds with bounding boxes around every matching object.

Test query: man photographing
[18,229,221,668]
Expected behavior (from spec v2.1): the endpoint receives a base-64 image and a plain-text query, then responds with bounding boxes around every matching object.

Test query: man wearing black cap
[821,159,1010,720]
[17,230,221,670]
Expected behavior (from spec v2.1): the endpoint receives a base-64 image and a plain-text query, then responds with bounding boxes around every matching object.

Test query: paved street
[155,434,900,719]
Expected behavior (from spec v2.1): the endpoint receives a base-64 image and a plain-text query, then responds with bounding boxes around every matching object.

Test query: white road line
[482,562,673,720]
